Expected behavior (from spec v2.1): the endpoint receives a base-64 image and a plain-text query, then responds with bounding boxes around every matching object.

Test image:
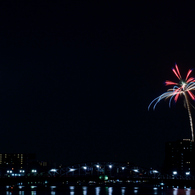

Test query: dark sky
[1,1,195,169]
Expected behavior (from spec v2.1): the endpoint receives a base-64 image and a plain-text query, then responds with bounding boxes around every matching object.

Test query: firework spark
[148,64,195,142]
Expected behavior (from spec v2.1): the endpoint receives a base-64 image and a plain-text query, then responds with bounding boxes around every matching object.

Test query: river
[1,186,195,195]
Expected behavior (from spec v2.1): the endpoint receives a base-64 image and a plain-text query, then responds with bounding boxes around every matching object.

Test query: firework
[148,64,195,142]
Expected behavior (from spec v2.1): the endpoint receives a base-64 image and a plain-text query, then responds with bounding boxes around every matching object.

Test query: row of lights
[7,170,25,173]
[7,169,36,174]
[83,165,126,170]
[50,164,157,174]
[173,171,190,176]
[67,165,131,172]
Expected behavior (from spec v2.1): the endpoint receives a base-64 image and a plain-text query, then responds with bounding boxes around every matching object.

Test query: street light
[69,168,76,172]
[109,165,112,177]
[133,169,139,173]
[186,172,190,176]
[173,171,177,175]
[50,169,57,172]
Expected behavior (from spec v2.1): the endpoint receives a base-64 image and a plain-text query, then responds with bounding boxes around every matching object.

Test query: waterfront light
[186,171,190,175]
[50,169,58,172]
[69,168,76,172]
[31,169,37,173]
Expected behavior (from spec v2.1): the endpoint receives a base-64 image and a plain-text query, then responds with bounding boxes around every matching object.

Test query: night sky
[1,2,195,169]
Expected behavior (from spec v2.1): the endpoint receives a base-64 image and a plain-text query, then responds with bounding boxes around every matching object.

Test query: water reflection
[108,187,113,195]
[51,186,57,190]
[51,191,56,195]
[70,186,75,195]
[19,191,25,195]
[121,187,125,195]
[5,185,195,195]
[173,188,178,195]
[186,188,191,195]
[134,189,138,194]
[95,187,100,195]
[83,186,87,195]
[133,186,138,194]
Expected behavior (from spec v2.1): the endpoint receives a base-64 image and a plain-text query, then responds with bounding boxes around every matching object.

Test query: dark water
[2,186,195,195]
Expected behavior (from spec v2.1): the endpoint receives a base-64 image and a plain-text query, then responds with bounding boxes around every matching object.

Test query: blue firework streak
[148,64,195,142]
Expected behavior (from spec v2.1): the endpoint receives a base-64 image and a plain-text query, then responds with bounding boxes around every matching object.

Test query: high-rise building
[0,153,36,168]
[164,139,195,176]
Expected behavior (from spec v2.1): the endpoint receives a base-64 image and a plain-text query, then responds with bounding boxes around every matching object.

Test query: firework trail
[148,64,195,142]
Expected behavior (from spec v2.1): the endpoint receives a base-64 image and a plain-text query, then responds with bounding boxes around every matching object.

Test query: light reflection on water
[70,186,75,195]
[121,187,125,195]
[4,186,195,195]
[96,187,100,195]
[82,186,87,195]
[172,188,192,195]
[173,188,178,195]
[108,187,113,195]
[105,187,113,195]
[51,191,56,195]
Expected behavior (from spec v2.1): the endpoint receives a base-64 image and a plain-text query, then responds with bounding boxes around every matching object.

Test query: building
[0,153,39,177]
[164,139,195,176]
